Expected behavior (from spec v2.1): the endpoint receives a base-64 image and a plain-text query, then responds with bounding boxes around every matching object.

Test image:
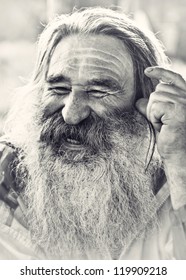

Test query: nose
[62,90,90,125]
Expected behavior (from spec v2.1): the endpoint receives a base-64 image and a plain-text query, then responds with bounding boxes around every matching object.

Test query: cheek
[115,95,135,111]
[90,98,133,118]
[40,91,65,117]
[89,94,134,118]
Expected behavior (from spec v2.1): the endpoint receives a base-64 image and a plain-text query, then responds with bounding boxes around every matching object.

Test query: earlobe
[135,98,148,118]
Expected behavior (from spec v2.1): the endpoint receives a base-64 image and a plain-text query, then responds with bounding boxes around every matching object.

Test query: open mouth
[64,136,84,150]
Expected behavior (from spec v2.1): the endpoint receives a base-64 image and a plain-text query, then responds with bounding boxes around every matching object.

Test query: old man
[0,7,186,259]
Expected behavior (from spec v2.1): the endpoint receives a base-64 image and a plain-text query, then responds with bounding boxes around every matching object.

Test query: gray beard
[14,110,162,259]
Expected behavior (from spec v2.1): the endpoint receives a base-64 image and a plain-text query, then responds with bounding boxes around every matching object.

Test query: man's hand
[136,66,186,161]
[136,66,186,209]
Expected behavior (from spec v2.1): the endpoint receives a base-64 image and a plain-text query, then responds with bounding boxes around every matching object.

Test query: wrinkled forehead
[47,34,133,85]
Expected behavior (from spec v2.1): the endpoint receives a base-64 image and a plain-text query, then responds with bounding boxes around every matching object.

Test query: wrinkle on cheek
[89,97,132,119]
[86,98,108,117]
[41,91,53,108]
[41,93,63,118]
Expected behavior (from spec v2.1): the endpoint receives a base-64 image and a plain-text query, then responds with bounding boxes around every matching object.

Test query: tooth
[67,138,80,144]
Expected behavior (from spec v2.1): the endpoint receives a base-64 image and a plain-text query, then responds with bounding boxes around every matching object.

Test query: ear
[135,98,148,118]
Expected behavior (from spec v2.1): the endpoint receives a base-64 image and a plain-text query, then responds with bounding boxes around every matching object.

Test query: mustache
[39,111,114,153]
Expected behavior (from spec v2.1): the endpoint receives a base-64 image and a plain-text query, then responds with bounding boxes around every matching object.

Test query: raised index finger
[144,66,186,91]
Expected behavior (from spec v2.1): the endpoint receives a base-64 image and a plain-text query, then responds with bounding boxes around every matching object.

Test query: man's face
[41,34,135,143]
[14,34,160,259]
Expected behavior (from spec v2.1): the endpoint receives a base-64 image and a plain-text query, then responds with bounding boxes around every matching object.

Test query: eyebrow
[46,75,121,91]
[46,74,71,84]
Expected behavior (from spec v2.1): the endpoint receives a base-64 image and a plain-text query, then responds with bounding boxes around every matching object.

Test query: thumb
[135,98,148,118]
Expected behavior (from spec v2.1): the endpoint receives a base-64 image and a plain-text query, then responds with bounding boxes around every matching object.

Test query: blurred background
[0,0,186,134]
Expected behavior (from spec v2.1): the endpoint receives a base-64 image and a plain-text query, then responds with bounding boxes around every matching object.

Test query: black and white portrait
[0,0,186,260]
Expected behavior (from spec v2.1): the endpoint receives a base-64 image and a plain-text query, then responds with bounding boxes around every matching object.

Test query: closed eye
[49,86,71,95]
[88,90,109,98]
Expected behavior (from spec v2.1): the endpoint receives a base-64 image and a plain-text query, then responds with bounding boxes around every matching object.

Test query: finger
[147,101,173,132]
[147,92,186,124]
[155,83,186,97]
[148,103,163,132]
[146,91,186,112]
[145,67,186,91]
[135,98,148,118]
[146,91,173,121]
